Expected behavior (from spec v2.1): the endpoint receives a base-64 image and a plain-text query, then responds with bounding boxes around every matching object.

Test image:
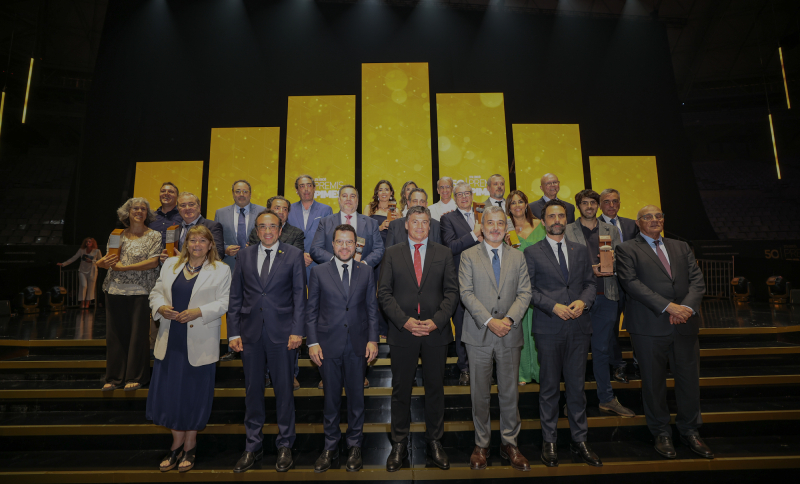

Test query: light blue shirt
[408,237,428,272]
[638,233,694,314]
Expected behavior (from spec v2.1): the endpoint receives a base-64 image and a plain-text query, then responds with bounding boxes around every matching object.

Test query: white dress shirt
[340,211,358,232]
[487,197,506,211]
[256,241,279,276]
[408,237,429,272]
[233,203,251,237]
[544,235,569,269]
[308,256,353,348]
[302,203,312,231]
[429,199,457,221]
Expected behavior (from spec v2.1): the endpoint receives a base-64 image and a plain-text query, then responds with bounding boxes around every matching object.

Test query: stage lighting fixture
[45,286,67,312]
[779,47,790,109]
[730,277,750,302]
[0,90,5,137]
[17,286,42,314]
[766,276,791,304]
[22,58,33,123]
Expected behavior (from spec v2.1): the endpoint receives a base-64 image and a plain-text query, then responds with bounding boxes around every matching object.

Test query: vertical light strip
[769,114,781,180]
[779,47,790,109]
[0,91,5,137]
[22,58,33,123]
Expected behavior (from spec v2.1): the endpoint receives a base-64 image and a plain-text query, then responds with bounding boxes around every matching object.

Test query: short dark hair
[255,209,282,226]
[160,182,179,194]
[267,195,291,212]
[332,224,356,243]
[294,175,315,190]
[574,189,600,206]
[231,180,251,191]
[408,187,428,201]
[541,199,567,220]
[338,184,358,197]
[406,205,431,219]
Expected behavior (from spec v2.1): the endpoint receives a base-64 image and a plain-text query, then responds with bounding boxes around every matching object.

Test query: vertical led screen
[589,156,661,220]
[132,161,204,206]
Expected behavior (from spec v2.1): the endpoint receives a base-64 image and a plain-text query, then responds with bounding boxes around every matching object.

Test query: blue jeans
[589,294,618,404]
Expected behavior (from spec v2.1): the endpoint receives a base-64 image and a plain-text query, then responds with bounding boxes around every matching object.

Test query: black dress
[146,270,216,430]
[369,213,389,336]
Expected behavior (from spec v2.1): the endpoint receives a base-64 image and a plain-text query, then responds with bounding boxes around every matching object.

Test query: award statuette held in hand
[599,234,613,273]
[473,202,486,224]
[164,225,180,256]
[388,199,398,221]
[107,229,124,258]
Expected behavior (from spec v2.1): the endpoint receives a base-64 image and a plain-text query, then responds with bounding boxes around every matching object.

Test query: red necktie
[414,243,423,314]
[653,240,672,278]
[345,214,352,225]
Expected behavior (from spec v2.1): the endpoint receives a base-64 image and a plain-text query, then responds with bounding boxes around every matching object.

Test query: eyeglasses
[334,240,355,247]
[455,191,472,198]
[257,224,280,231]
[233,190,250,195]
[638,213,665,221]
[543,181,560,187]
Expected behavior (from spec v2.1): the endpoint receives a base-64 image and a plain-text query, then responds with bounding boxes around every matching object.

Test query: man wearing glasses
[528,173,576,224]
[215,180,266,273]
[615,206,712,461]
[428,177,456,221]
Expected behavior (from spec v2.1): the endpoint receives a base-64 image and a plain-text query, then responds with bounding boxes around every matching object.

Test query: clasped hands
[95,253,120,270]
[666,303,693,325]
[404,318,437,337]
[553,300,586,321]
[158,305,202,323]
[487,317,513,337]
[310,341,378,367]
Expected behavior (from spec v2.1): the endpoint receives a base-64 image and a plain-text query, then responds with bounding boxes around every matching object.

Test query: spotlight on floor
[17,286,42,314]
[45,286,68,312]
[767,276,791,304]
[731,277,750,302]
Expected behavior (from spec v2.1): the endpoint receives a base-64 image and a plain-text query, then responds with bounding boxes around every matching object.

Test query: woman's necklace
[185,261,204,274]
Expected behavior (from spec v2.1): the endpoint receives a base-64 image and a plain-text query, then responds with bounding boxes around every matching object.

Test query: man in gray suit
[484,174,507,212]
[214,180,266,272]
[616,205,711,460]
[458,206,532,471]
[523,200,601,468]
[565,189,634,417]
[385,188,441,247]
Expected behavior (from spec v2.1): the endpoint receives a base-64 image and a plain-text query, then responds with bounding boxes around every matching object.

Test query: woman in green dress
[506,190,546,385]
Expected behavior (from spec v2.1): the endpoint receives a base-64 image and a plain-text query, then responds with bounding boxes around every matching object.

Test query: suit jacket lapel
[477,244,498,291]
[262,242,286,289]
[190,260,214,299]
[327,260,347,299]
[346,262,363,303]
[635,235,671,279]
[540,239,566,284]
[453,210,472,234]
[400,242,419,288]
[418,241,436,289]
[497,245,511,293]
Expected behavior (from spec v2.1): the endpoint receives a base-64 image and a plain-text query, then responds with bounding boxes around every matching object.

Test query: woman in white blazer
[147,225,231,472]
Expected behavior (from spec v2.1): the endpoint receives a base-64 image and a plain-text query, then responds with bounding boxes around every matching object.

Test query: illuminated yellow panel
[133,161,204,207]
[207,127,280,218]
[512,124,584,204]
[589,156,661,220]
[284,95,356,212]
[436,93,509,199]
[361,63,432,212]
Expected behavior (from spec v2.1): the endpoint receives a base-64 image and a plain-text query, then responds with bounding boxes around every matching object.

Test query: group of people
[90,171,710,473]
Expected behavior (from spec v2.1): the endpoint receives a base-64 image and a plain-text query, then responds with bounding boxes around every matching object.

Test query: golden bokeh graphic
[435,93,509,199]
[361,63,433,212]
[512,124,585,204]
[207,127,280,218]
[285,95,356,212]
[133,161,204,207]
[589,156,661,220]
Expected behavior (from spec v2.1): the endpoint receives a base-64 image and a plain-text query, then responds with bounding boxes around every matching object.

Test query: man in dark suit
[616,205,711,460]
[227,210,307,473]
[385,188,441,247]
[306,224,379,472]
[288,175,333,279]
[215,180,266,272]
[378,206,459,472]
[440,180,483,385]
[173,192,224,258]
[523,200,601,468]
[311,185,384,268]
[247,196,304,251]
[527,173,576,225]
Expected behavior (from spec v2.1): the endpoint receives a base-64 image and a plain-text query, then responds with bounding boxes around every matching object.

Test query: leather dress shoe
[220,351,238,362]
[654,435,676,459]
[613,366,629,384]
[599,397,636,417]
[681,435,714,459]
[346,446,362,472]
[470,446,489,470]
[233,449,263,473]
[570,442,602,467]
[427,440,450,469]
[500,443,530,471]
[541,442,558,467]
[314,449,338,473]
[459,370,470,386]
[276,446,293,472]
[386,442,407,472]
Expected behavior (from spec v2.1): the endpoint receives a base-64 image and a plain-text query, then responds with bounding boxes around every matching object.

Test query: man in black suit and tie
[440,180,483,385]
[527,173,576,225]
[378,205,459,472]
[227,210,307,473]
[306,224,379,472]
[170,192,224,259]
[247,196,305,251]
[615,205,712,460]
[523,200,602,468]
[385,188,441,247]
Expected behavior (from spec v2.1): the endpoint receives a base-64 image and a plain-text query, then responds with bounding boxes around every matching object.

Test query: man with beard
[564,189,634,417]
[523,200,601,468]
[528,174,576,224]
[484,174,507,212]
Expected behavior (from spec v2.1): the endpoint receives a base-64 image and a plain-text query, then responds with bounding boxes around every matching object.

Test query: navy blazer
[306,260,379,358]
[523,238,596,335]
[179,216,224,260]
[287,200,332,278]
[385,217,441,248]
[226,241,307,345]
[214,203,266,270]
[529,197,576,224]
[440,209,480,272]
[310,212,385,268]
[600,214,639,243]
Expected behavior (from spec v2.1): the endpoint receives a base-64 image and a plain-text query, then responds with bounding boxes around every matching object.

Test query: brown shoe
[470,446,489,470]
[599,397,635,417]
[500,443,530,471]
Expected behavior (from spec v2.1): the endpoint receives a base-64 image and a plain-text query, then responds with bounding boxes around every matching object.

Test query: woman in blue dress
[147,225,231,472]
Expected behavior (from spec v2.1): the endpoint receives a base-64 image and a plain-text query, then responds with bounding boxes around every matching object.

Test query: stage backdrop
[70,0,714,242]
[132,161,203,205]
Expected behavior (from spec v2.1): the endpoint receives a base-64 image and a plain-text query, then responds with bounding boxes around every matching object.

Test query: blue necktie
[491,249,501,287]
[341,263,350,298]
[610,217,623,241]
[557,242,569,282]
[237,207,247,248]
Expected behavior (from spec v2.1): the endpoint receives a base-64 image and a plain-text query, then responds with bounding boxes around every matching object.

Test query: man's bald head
[540,173,560,199]
[636,205,665,239]
[637,205,661,219]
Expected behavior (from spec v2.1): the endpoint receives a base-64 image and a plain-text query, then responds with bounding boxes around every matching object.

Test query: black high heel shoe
[178,446,196,472]
[160,444,184,472]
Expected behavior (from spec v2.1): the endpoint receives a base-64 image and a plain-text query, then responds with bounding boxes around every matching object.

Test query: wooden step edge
[2,410,798,436]
[1,455,799,482]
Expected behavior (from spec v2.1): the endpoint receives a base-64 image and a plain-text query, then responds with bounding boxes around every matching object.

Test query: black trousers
[105,294,151,386]
[631,330,702,437]
[389,342,447,445]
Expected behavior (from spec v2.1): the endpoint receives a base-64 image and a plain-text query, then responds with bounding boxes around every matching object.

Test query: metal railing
[697,258,733,299]
[59,268,84,308]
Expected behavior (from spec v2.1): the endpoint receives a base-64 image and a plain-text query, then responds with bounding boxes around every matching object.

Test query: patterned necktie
[464,211,474,230]
[557,242,569,282]
[345,214,352,226]
[610,218,623,242]
[414,243,423,314]
[260,248,272,285]
[653,240,672,278]
[491,248,501,287]
[341,263,350,298]
[237,207,247,248]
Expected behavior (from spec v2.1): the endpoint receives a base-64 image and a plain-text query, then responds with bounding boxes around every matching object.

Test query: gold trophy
[388,199,398,221]
[473,201,486,224]
[599,235,613,273]
[164,225,180,256]
[107,229,124,258]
